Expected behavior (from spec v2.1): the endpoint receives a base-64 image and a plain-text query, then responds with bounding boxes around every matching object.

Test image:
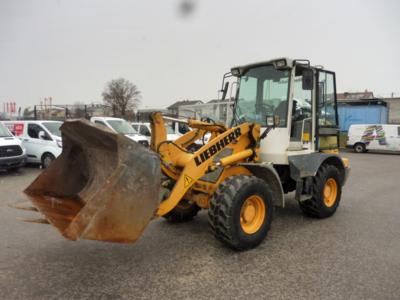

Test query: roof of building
[167,100,203,110]
[337,90,375,101]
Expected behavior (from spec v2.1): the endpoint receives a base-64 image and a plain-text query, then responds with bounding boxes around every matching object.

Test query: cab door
[290,66,313,151]
[316,70,339,150]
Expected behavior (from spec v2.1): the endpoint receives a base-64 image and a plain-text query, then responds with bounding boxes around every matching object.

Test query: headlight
[274,59,287,68]
[56,140,62,148]
[231,68,241,76]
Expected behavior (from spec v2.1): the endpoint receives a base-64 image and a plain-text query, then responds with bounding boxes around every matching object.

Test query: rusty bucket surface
[24,119,161,243]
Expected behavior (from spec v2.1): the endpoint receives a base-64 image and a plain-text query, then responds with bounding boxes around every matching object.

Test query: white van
[0,122,27,171]
[131,122,182,142]
[90,117,149,147]
[3,120,62,168]
[347,124,400,153]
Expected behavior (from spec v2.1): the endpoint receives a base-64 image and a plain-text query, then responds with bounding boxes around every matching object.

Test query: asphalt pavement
[1,152,399,299]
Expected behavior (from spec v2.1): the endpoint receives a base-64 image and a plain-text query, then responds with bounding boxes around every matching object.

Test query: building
[337,90,388,131]
[167,100,203,117]
[382,97,400,124]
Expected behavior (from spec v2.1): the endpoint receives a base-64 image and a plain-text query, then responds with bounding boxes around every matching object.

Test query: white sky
[1,0,399,111]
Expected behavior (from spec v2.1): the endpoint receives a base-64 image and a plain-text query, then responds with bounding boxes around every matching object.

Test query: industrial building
[337,91,400,131]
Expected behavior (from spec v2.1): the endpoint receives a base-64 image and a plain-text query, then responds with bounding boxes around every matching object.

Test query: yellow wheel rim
[240,195,266,234]
[323,178,338,208]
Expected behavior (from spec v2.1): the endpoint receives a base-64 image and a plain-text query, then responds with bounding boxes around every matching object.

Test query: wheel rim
[240,195,266,234]
[356,145,362,152]
[323,178,338,207]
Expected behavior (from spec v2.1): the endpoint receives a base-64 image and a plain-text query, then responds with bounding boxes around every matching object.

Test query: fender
[288,153,348,185]
[240,162,285,208]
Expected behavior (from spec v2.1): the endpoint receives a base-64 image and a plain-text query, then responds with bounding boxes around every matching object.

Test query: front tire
[41,153,55,169]
[163,199,201,222]
[208,175,274,251]
[299,164,342,218]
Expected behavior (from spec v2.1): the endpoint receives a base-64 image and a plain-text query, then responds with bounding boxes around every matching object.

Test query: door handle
[23,139,29,142]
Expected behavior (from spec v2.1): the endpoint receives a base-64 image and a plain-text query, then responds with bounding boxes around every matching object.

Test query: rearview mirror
[221,82,229,100]
[302,69,314,90]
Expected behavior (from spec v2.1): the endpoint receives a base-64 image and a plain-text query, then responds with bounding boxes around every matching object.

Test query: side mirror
[302,69,314,90]
[221,82,229,100]
[38,131,46,140]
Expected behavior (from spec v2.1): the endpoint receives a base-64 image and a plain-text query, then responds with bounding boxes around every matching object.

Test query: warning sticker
[184,174,193,188]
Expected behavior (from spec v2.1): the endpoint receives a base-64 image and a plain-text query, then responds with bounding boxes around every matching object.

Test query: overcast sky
[1,0,399,111]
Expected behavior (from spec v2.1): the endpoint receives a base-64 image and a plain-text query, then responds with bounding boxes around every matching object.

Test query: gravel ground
[0,152,399,299]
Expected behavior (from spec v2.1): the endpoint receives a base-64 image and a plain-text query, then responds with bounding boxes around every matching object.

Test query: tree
[102,78,141,117]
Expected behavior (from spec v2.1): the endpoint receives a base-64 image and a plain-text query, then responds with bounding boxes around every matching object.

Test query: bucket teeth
[17,217,50,224]
[9,202,38,212]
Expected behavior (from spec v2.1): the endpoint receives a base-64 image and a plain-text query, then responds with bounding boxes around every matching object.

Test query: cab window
[318,72,337,127]
[28,124,51,140]
[236,65,290,127]
[139,126,151,136]
[291,67,312,141]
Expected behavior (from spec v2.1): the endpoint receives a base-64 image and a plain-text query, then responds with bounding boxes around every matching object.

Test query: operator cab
[230,58,339,164]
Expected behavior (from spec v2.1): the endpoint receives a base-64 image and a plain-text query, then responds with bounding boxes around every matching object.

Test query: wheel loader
[18,58,350,250]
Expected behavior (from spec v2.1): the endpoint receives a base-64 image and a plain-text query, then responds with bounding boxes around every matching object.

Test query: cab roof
[231,57,324,76]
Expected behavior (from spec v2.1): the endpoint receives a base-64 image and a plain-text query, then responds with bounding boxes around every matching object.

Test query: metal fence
[23,104,114,121]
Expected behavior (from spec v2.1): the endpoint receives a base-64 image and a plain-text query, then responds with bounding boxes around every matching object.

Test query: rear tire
[208,175,273,251]
[299,164,342,218]
[41,153,55,169]
[163,199,201,222]
[353,143,366,153]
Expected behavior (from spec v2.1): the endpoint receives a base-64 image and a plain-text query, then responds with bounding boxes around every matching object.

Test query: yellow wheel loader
[20,58,349,250]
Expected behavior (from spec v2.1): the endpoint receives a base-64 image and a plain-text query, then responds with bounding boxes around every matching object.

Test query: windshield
[235,65,290,127]
[108,119,137,135]
[0,123,12,137]
[42,122,62,137]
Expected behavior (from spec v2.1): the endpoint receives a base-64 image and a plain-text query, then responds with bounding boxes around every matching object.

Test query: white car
[347,124,400,153]
[0,122,27,171]
[3,120,62,168]
[91,117,149,147]
[131,122,182,142]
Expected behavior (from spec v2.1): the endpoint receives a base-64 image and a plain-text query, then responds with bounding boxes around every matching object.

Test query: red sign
[13,123,24,136]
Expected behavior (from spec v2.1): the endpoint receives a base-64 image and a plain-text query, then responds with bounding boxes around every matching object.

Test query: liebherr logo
[194,128,242,166]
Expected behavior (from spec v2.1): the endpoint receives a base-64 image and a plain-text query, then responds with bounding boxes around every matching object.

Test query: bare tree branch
[102,78,141,117]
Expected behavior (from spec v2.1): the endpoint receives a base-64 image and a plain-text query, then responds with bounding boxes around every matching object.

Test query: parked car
[90,117,149,147]
[2,120,60,168]
[131,122,182,142]
[0,122,27,171]
[347,124,400,153]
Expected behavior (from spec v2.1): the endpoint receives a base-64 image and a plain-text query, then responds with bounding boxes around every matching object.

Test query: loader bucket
[24,119,161,243]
